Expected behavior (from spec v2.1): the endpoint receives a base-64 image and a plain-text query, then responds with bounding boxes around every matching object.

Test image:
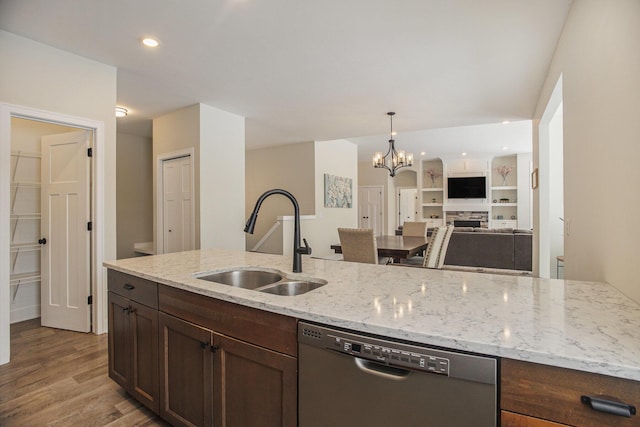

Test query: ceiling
[0,0,571,157]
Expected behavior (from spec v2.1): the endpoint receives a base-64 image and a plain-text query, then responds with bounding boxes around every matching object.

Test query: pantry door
[162,155,194,254]
[40,131,91,332]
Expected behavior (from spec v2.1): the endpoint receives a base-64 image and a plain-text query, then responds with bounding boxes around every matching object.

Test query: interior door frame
[536,75,563,278]
[156,148,195,254]
[0,103,106,364]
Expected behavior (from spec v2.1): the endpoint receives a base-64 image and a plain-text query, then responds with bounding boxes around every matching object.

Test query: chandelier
[372,112,413,177]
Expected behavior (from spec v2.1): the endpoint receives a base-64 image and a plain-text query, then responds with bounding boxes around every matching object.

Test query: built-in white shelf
[11,181,41,188]
[422,187,443,192]
[491,203,517,207]
[11,151,41,159]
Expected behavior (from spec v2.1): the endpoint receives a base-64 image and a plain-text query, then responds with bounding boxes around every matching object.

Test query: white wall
[116,132,153,259]
[199,104,245,250]
[0,30,117,364]
[305,139,358,257]
[533,0,640,302]
[153,104,201,249]
[245,142,316,254]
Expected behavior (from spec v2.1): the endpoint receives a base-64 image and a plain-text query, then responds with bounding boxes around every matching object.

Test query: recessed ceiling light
[502,120,510,125]
[502,146,509,150]
[115,106,128,117]
[142,38,159,48]
[461,152,468,156]
[420,151,426,156]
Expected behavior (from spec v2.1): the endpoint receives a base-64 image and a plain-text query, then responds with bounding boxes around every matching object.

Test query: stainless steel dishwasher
[298,322,498,426]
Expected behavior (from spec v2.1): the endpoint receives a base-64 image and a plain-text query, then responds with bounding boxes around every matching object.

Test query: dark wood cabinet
[157,285,298,427]
[501,358,640,427]
[214,333,297,427]
[159,312,214,427]
[501,410,569,426]
[108,271,159,412]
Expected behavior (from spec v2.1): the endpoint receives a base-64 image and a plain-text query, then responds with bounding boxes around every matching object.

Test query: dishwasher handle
[355,357,411,381]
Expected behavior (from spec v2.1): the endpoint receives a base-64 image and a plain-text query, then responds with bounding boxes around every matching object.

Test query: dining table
[330,235,429,263]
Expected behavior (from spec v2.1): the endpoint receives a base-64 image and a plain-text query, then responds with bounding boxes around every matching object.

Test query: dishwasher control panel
[300,321,498,386]
[330,334,450,375]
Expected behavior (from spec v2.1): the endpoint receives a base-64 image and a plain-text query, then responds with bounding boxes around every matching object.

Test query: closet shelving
[10,151,42,302]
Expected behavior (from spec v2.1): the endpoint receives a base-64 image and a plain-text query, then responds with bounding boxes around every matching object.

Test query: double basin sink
[194,267,326,296]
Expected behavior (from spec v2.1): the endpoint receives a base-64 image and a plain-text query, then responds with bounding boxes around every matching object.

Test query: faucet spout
[244,189,312,273]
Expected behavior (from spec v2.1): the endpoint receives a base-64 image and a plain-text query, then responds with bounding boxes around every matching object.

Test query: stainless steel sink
[194,267,326,296]
[259,280,327,296]
[196,269,283,289]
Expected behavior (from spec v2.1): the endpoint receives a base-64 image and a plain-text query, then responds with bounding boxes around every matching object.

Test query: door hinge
[87,295,93,305]
[87,221,92,231]
[87,147,93,157]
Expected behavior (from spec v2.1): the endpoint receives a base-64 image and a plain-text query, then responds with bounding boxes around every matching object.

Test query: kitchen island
[105,248,640,426]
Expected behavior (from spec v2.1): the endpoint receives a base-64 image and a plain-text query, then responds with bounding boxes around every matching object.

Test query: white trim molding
[0,103,107,365]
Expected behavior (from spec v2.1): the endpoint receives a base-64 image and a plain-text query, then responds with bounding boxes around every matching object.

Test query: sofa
[434,227,532,271]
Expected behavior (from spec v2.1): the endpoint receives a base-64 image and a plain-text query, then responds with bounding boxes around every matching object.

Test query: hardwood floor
[0,318,171,426]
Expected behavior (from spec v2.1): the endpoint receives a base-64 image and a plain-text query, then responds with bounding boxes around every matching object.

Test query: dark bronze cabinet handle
[581,395,636,418]
[123,283,135,290]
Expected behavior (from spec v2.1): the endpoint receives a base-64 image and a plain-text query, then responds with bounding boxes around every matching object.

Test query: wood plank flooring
[0,318,171,426]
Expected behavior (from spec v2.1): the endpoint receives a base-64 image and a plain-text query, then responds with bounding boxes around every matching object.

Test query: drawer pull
[123,283,135,290]
[581,395,636,418]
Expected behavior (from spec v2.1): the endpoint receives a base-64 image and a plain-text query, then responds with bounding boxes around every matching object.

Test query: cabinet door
[108,291,130,389]
[129,300,159,412]
[214,333,297,427]
[159,312,214,427]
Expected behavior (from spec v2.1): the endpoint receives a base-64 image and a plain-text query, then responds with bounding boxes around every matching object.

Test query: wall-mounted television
[447,176,487,199]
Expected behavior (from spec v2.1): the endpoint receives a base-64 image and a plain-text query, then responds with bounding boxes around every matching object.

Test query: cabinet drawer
[108,270,158,308]
[158,284,297,357]
[502,410,570,426]
[501,358,640,427]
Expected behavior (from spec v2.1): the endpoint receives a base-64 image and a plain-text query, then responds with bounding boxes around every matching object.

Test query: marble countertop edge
[104,250,640,382]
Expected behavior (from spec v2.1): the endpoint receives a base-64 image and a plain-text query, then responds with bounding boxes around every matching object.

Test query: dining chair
[423,225,454,269]
[337,228,379,264]
[401,221,428,237]
[402,221,428,260]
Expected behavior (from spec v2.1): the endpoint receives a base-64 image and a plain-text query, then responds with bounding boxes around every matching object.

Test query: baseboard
[11,305,40,324]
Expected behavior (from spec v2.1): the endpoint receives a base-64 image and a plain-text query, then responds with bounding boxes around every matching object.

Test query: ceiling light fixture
[115,107,128,117]
[142,38,159,48]
[372,112,413,177]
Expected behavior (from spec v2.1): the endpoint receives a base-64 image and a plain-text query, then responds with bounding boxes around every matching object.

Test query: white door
[41,131,91,332]
[358,186,384,235]
[398,188,417,227]
[162,156,194,253]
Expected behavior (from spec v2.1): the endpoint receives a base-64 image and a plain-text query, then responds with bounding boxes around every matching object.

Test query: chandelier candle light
[373,112,413,177]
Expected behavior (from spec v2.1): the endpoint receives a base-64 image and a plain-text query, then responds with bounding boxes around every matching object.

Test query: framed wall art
[324,174,352,208]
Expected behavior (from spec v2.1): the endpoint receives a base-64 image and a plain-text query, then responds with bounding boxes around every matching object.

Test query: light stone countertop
[104,248,640,381]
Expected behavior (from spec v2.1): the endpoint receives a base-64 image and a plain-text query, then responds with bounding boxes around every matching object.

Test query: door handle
[354,358,411,381]
[38,238,47,245]
[581,395,636,418]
